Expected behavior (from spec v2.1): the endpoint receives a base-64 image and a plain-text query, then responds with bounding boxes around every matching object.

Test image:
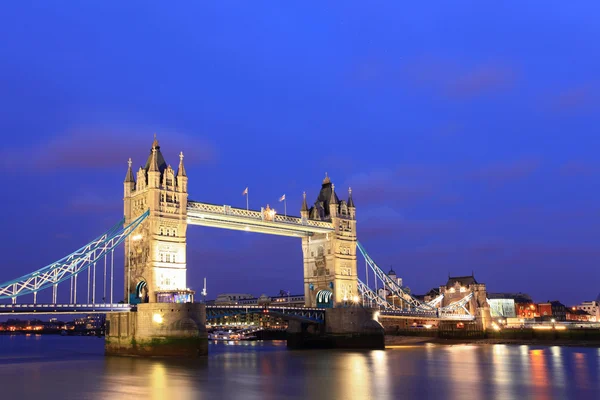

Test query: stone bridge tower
[301,174,357,307]
[123,136,190,304]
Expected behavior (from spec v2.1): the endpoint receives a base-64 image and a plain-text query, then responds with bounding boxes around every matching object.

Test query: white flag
[279,194,286,202]
[242,187,248,196]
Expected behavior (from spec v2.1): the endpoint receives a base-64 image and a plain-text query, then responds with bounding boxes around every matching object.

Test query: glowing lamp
[153,313,163,324]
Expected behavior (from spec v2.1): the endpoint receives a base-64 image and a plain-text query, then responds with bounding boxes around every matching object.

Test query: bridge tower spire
[123,135,190,304]
[302,174,357,307]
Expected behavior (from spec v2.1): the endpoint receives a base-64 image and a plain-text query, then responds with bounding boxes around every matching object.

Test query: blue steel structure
[0,212,474,321]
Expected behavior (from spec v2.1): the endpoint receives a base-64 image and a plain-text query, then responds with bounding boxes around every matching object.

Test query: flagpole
[284,198,287,216]
[247,189,249,211]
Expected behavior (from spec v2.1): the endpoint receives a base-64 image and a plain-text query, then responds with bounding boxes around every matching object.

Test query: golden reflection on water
[150,362,168,400]
[335,352,372,400]
[370,350,391,398]
[530,349,550,400]
[5,337,600,399]
[446,345,484,399]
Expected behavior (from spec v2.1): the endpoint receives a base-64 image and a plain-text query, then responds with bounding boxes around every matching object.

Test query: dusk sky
[1,2,599,305]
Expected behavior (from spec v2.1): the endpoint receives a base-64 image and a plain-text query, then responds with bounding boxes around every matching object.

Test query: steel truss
[439,292,474,319]
[356,243,475,320]
[357,278,400,311]
[0,211,149,300]
[427,294,444,308]
[357,242,434,311]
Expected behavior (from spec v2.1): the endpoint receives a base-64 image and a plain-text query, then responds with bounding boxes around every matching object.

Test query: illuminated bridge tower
[302,174,357,308]
[123,136,191,304]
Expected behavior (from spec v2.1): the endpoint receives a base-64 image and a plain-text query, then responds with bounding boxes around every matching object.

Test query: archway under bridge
[122,137,358,307]
[185,226,306,302]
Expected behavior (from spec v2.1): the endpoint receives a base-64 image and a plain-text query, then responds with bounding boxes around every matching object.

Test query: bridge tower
[301,174,357,307]
[123,136,190,304]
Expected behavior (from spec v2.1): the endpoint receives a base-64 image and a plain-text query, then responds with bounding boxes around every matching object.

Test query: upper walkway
[187,201,334,237]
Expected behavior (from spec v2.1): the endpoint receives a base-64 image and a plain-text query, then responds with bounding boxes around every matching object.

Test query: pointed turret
[348,187,356,220]
[177,151,187,177]
[177,151,188,193]
[149,147,159,172]
[124,158,135,197]
[329,183,337,205]
[328,183,338,218]
[300,191,309,219]
[347,187,355,208]
[148,146,161,188]
[124,158,135,183]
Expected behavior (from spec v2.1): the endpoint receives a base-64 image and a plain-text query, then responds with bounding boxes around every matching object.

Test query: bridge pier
[105,303,208,357]
[287,307,384,349]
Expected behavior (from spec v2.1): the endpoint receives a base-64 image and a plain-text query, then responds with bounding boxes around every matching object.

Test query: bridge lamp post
[128,233,143,304]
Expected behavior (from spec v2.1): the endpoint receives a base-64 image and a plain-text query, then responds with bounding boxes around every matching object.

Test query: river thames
[1,335,599,399]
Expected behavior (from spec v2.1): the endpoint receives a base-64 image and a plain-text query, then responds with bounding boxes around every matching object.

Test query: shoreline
[385,335,600,348]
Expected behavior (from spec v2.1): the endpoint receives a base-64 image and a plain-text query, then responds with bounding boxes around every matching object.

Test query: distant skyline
[0,2,599,305]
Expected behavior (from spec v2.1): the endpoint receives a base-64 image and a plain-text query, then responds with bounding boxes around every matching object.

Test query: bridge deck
[187,201,334,237]
[0,303,132,315]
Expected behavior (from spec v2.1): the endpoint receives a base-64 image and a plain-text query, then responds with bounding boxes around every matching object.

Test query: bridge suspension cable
[0,210,149,302]
[355,242,475,320]
[356,242,434,312]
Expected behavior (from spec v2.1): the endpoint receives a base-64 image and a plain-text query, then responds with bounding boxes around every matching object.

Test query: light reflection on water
[0,336,599,399]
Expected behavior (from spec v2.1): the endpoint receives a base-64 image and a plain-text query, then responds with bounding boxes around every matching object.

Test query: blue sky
[0,2,599,305]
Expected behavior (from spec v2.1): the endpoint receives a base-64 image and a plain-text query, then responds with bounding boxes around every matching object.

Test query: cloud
[67,191,123,214]
[559,161,600,177]
[345,169,435,208]
[0,127,217,172]
[468,158,540,186]
[551,84,598,113]
[403,56,518,100]
[445,64,516,99]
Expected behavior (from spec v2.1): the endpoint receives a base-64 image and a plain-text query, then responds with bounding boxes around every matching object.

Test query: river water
[0,335,599,399]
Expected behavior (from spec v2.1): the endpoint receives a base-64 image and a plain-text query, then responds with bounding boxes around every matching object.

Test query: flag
[279,194,286,202]
[242,187,248,196]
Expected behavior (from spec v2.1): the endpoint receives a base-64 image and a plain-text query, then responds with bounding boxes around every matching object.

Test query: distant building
[214,293,255,305]
[239,293,305,307]
[487,293,533,319]
[212,293,306,307]
[516,303,540,320]
[439,274,488,317]
[538,301,567,322]
[566,308,592,322]
[417,288,440,304]
[575,301,599,322]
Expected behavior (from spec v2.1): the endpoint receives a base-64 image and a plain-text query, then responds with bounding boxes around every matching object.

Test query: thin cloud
[551,84,598,113]
[403,56,518,100]
[1,128,217,172]
[468,158,540,186]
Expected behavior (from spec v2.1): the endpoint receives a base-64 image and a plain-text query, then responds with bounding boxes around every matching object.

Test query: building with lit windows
[575,300,599,322]
[439,274,488,317]
[538,301,567,322]
[516,302,540,320]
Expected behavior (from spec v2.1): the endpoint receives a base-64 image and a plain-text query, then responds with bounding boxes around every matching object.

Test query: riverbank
[385,335,600,348]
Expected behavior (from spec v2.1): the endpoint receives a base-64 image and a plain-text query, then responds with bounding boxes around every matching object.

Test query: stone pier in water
[105,303,208,357]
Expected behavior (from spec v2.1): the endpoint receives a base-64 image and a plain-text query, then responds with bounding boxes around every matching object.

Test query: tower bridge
[0,136,479,356]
